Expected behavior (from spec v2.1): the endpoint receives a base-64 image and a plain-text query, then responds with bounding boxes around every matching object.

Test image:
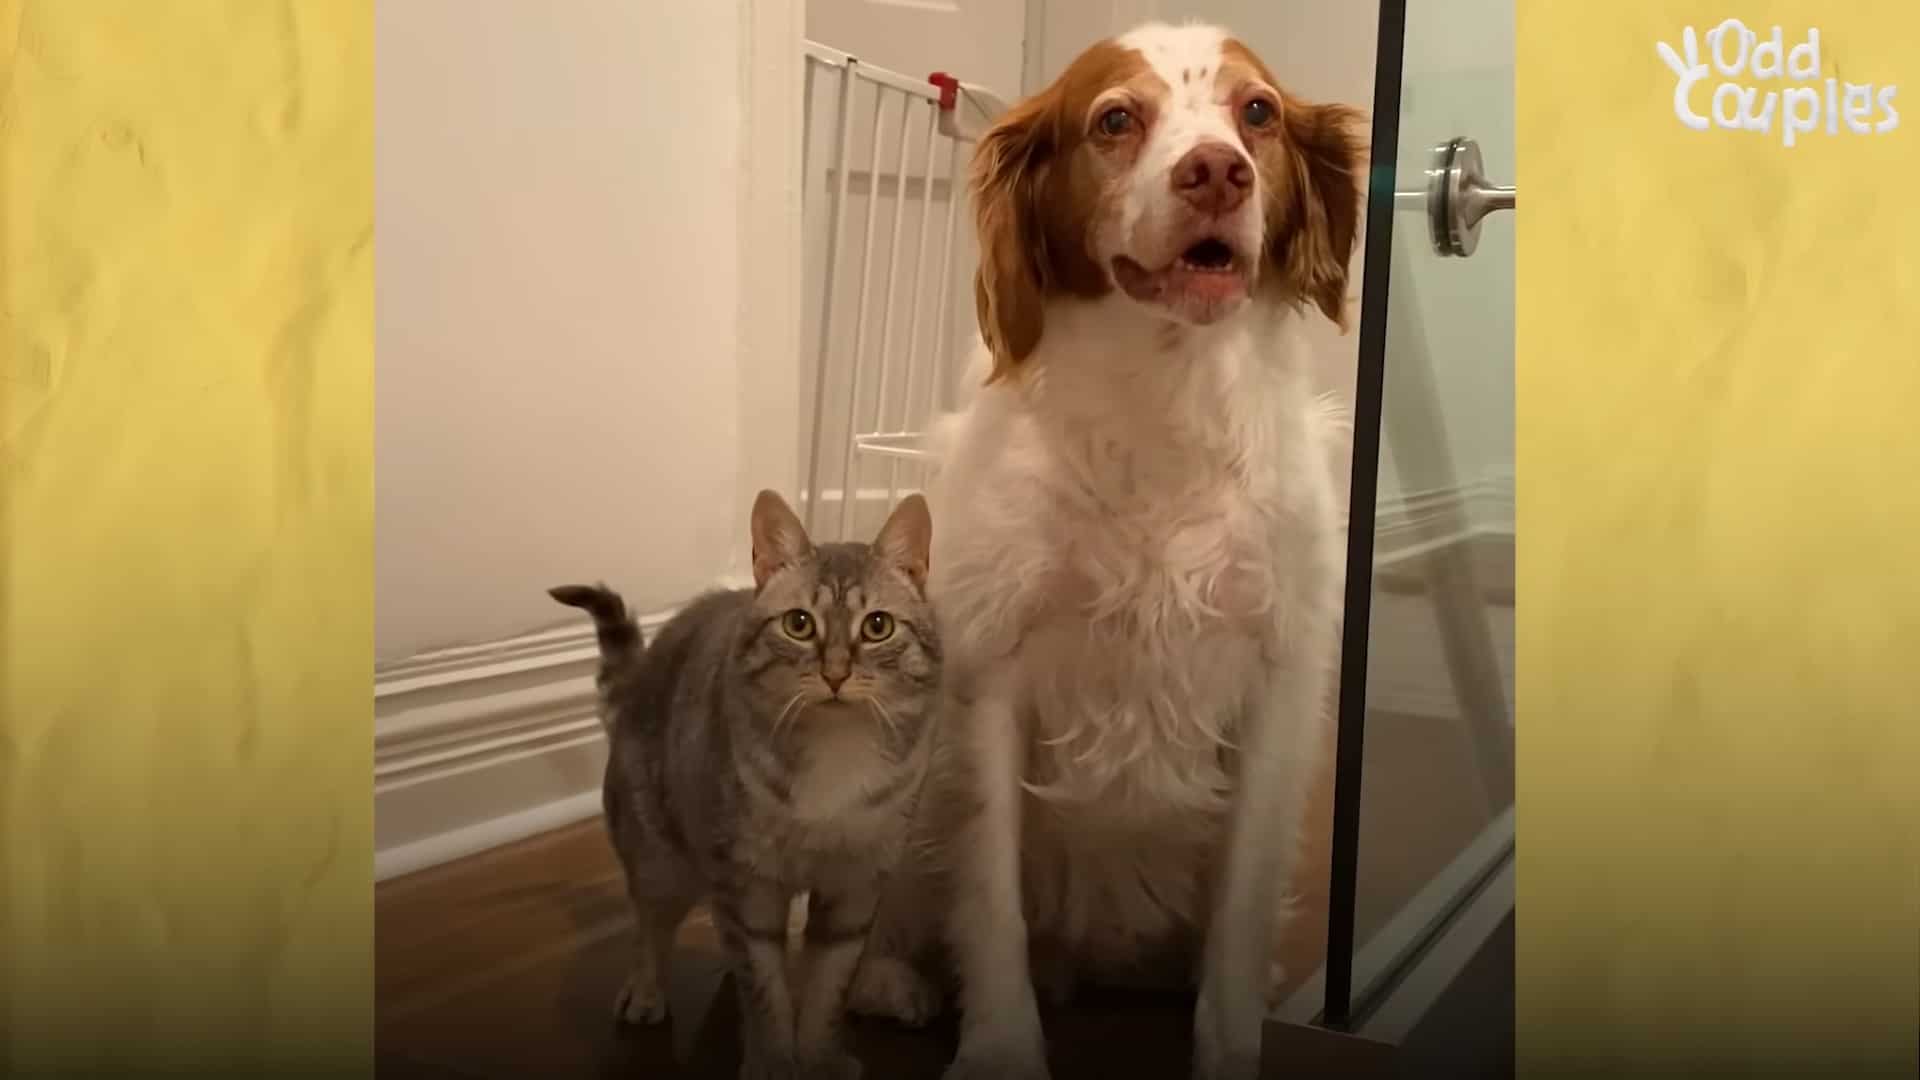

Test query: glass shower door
[1324,0,1517,1031]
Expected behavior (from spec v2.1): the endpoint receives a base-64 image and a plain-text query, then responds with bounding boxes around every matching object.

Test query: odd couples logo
[1658,20,1900,146]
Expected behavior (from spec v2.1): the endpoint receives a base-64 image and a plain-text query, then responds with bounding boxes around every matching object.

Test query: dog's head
[971,22,1367,380]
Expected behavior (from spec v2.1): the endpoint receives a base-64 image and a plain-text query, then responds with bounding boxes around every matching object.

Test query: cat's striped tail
[548,583,644,684]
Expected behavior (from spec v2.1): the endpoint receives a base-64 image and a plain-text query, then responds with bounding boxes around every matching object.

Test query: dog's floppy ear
[1269,97,1367,330]
[971,88,1059,382]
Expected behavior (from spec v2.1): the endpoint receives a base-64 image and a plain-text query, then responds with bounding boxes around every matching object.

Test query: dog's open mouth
[1178,238,1237,272]
[1111,235,1251,318]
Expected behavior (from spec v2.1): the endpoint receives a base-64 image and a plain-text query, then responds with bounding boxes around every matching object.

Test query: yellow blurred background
[2,0,372,1071]
[1519,2,1918,1074]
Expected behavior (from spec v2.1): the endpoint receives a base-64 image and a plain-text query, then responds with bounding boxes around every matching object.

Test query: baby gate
[797,41,1007,542]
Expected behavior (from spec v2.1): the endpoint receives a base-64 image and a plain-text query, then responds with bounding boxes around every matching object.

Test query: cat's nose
[823,646,851,695]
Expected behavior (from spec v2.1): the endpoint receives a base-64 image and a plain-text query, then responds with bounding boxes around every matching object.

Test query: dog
[848,21,1365,1080]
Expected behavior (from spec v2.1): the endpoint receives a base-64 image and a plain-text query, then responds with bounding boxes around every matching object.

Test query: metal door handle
[1395,136,1514,258]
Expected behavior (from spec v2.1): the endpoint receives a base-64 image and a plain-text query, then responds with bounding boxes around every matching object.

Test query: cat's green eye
[860,611,896,643]
[780,609,816,641]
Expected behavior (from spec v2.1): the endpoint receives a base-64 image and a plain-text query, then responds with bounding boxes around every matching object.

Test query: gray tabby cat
[549,490,940,1080]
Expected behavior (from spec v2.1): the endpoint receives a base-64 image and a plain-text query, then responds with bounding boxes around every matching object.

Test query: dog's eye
[1241,97,1277,129]
[780,609,815,641]
[860,611,896,643]
[1097,106,1134,137]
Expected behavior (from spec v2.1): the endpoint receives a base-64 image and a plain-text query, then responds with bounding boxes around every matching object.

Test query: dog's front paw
[1265,960,1292,1010]
[613,973,669,1026]
[1192,995,1262,1080]
[1192,1045,1261,1080]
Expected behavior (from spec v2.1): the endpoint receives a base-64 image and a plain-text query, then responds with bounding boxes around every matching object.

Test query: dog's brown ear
[1270,98,1367,330]
[972,89,1058,381]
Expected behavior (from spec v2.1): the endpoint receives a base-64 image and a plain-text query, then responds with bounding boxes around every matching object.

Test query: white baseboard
[1373,471,1515,564]
[370,476,1514,882]
[373,590,737,882]
[377,785,606,883]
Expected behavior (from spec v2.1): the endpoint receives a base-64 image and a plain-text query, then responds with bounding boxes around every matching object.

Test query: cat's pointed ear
[751,489,812,590]
[873,494,932,593]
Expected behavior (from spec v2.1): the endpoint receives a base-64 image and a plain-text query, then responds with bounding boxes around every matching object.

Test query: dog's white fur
[850,23,1360,1080]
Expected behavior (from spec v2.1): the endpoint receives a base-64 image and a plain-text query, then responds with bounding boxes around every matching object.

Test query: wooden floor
[375,541,1513,1078]
[375,718,1487,1078]
[376,773,1336,1079]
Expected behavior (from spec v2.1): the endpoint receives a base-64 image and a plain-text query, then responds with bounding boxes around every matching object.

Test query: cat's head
[742,490,940,742]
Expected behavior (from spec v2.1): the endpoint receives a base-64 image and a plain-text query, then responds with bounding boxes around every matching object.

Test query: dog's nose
[1171,141,1253,214]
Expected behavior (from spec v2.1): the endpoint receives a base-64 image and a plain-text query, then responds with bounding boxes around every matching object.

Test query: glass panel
[1347,0,1516,1016]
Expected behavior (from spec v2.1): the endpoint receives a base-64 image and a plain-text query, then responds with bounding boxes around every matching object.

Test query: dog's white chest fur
[928,317,1345,957]
[1016,466,1275,818]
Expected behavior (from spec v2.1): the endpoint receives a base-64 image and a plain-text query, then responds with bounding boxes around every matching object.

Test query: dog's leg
[943,672,1050,1080]
[1193,660,1326,1080]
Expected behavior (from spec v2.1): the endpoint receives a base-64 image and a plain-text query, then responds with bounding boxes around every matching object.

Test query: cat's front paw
[613,973,668,1026]
[738,1055,799,1080]
[941,1053,1050,1080]
[1031,943,1079,1009]
[942,1038,1050,1080]
[849,955,942,1027]
[798,1048,864,1080]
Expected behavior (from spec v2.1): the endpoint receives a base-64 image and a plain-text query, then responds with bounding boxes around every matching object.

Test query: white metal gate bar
[798,41,1005,540]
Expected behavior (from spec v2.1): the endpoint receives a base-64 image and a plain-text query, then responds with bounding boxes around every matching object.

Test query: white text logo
[1657,21,1899,146]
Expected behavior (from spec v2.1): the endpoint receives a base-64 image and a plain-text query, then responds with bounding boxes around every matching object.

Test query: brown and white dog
[849,22,1365,1080]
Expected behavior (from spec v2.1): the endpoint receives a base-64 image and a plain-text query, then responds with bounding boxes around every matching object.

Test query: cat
[549,489,940,1080]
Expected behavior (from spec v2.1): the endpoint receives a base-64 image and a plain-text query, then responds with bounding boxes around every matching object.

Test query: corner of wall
[735,0,808,565]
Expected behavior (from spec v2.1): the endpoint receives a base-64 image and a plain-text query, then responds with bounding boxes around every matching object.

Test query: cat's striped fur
[547,583,641,734]
[550,490,939,1080]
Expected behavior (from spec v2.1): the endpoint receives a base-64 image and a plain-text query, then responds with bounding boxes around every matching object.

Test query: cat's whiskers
[772,690,809,735]
[864,695,900,740]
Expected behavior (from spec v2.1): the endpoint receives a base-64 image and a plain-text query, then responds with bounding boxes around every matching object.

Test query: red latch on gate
[928,72,959,112]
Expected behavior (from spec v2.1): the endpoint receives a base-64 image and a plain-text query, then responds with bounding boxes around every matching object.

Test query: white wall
[375,0,747,662]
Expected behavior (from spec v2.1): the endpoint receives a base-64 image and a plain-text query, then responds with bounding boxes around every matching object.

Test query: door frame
[1323,0,1411,1031]
[737,0,809,575]
[1263,0,1517,1069]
